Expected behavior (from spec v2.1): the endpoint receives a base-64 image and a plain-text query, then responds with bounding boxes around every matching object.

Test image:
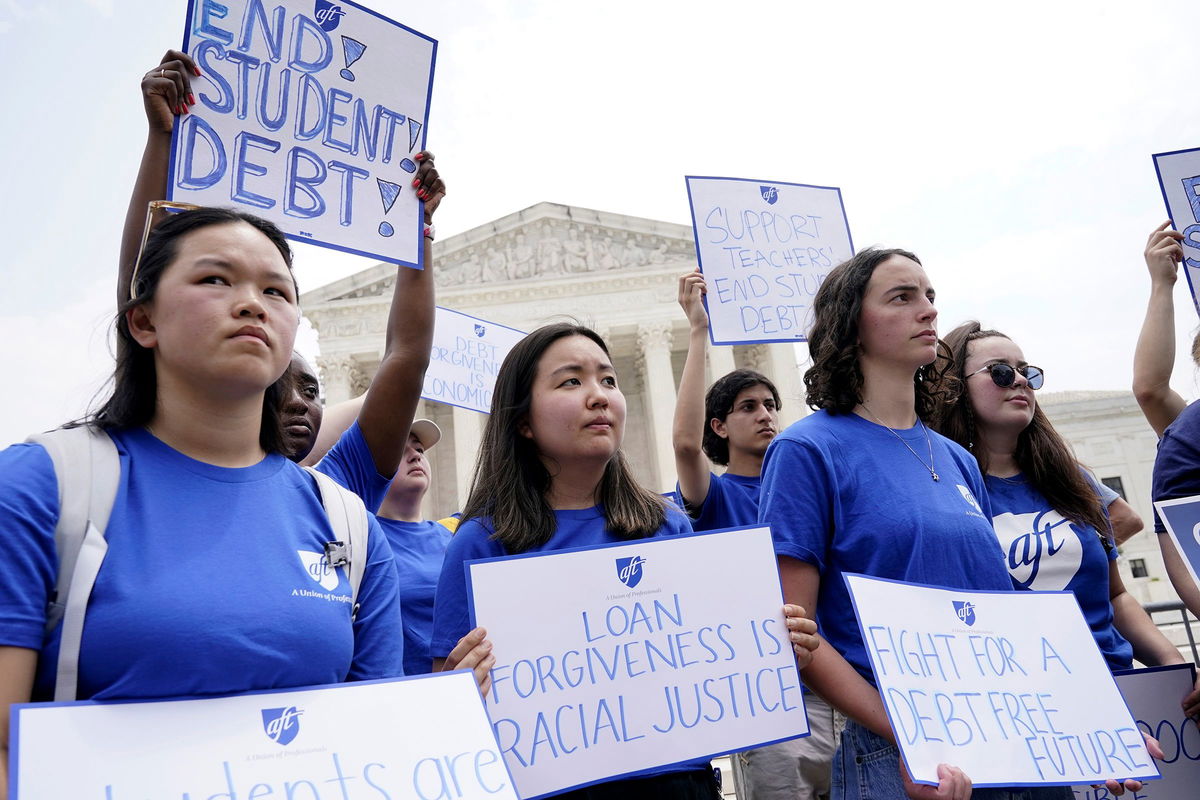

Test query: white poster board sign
[12,671,516,799]
[466,526,808,799]
[1155,495,1200,591]
[423,307,526,413]
[1072,664,1199,800]
[173,0,436,267]
[1153,148,1200,316]
[685,175,854,345]
[845,573,1158,789]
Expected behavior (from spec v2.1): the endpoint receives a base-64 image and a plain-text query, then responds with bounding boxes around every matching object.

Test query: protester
[758,247,1150,800]
[934,322,1200,716]
[673,269,834,800]
[0,207,492,798]
[431,322,819,799]
[1133,222,1193,438]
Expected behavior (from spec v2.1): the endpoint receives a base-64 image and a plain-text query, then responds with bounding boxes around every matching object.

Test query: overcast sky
[2,0,1199,446]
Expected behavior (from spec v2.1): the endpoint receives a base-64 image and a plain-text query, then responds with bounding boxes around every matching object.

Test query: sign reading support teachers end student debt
[1153,148,1200,316]
[12,671,517,800]
[466,526,808,799]
[685,176,854,345]
[844,574,1158,789]
[175,0,436,267]
[423,308,526,413]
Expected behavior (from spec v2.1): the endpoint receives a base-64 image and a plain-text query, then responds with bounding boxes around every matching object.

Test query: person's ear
[710,417,729,441]
[126,304,157,349]
[518,416,533,439]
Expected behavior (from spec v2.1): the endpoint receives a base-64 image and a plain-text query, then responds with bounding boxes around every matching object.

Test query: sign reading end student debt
[845,574,1158,788]
[1153,148,1200,316]
[12,671,517,800]
[175,0,436,267]
[685,176,854,345]
[466,526,808,799]
[424,308,526,413]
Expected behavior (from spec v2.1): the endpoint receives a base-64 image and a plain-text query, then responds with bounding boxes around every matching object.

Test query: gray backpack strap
[26,426,120,702]
[303,467,370,620]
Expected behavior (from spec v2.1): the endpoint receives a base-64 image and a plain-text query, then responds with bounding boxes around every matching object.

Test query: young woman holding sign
[758,248,1151,800]
[430,322,820,799]
[934,321,1200,713]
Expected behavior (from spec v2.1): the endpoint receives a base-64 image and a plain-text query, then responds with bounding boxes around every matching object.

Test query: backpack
[27,425,370,702]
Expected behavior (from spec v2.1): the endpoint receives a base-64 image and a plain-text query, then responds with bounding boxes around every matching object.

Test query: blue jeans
[832,721,1072,800]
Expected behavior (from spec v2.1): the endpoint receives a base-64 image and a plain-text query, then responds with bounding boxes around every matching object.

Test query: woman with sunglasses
[933,322,1199,710]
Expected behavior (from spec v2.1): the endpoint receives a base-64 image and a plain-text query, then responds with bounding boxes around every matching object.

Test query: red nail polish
[412,179,420,187]
[194,67,202,76]
[188,93,195,105]
[415,152,425,161]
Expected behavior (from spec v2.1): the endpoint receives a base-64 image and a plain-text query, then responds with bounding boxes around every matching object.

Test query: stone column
[316,355,360,406]
[452,405,484,509]
[707,342,737,382]
[637,322,678,493]
[766,343,806,428]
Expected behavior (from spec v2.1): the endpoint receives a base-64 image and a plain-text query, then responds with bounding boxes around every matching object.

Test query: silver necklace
[860,404,939,481]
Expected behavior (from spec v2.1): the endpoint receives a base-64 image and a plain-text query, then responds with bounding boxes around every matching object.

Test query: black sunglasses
[967,362,1044,390]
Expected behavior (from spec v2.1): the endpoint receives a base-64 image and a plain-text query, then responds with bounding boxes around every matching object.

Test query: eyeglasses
[967,362,1045,390]
[128,200,202,301]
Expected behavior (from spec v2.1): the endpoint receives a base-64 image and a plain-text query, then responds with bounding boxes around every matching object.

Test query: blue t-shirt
[682,471,761,532]
[984,473,1131,671]
[315,420,392,514]
[760,410,1013,685]
[430,504,709,787]
[378,517,452,676]
[0,428,404,701]
[1153,400,1200,532]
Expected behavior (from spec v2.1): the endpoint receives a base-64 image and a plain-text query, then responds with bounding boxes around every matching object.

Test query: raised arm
[1133,222,1188,436]
[119,50,198,303]
[672,270,714,510]
[352,153,441,478]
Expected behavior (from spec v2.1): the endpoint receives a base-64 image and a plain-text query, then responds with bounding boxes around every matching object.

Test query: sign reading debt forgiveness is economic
[1153,148,1200,316]
[466,526,808,799]
[174,0,436,267]
[685,176,854,345]
[12,671,517,800]
[1071,664,1200,800]
[423,308,526,414]
[845,574,1158,789]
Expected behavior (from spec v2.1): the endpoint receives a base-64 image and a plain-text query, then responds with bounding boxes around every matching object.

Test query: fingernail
[188,93,195,105]
[193,67,202,76]
[412,179,420,187]
[182,105,189,115]
[415,152,425,161]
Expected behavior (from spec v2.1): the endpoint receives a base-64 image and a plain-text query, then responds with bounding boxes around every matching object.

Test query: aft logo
[956,484,984,516]
[297,550,340,591]
[952,600,976,627]
[474,324,486,338]
[760,185,779,205]
[261,706,303,745]
[615,555,646,588]
[315,0,345,31]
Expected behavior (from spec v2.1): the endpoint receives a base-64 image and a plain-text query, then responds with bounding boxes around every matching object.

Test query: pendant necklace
[860,403,939,482]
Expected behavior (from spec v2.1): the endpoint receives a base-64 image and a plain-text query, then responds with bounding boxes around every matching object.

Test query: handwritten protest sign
[423,308,526,414]
[174,0,436,267]
[1154,496,1200,590]
[12,670,516,800]
[845,574,1158,788]
[685,176,854,345]
[1153,148,1200,316]
[1071,665,1199,800]
[466,526,807,799]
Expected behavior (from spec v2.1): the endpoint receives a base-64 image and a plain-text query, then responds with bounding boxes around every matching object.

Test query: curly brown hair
[803,247,952,419]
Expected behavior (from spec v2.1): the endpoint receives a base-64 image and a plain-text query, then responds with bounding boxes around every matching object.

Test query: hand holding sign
[142,49,200,133]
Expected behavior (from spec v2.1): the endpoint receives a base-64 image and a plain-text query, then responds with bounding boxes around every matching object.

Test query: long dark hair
[702,369,780,465]
[803,247,952,418]
[933,321,1111,538]
[460,322,667,552]
[89,207,297,454]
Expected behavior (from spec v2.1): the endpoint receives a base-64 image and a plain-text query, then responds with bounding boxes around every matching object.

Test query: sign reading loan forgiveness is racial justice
[174,0,436,267]
[845,574,1158,788]
[12,671,517,800]
[685,176,855,345]
[1153,148,1200,316]
[423,308,526,414]
[1071,665,1200,800]
[466,526,808,799]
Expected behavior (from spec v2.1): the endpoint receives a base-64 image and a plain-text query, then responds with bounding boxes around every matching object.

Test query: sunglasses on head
[967,362,1044,390]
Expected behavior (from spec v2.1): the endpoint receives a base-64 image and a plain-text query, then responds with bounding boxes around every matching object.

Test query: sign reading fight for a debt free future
[845,574,1158,788]
[685,176,854,345]
[1071,665,1200,800]
[1153,148,1200,316]
[423,308,526,414]
[466,526,808,799]
[12,671,517,800]
[174,0,436,267]
[1154,495,1200,596]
